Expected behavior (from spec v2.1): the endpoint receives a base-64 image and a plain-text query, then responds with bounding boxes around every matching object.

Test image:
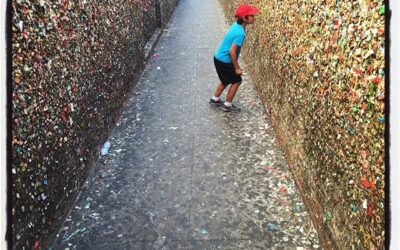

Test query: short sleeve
[232,34,245,47]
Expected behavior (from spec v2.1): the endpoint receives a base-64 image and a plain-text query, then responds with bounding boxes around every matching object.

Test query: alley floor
[52,0,320,249]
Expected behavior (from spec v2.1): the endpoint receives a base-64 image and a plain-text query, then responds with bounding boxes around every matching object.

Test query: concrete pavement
[52,0,320,249]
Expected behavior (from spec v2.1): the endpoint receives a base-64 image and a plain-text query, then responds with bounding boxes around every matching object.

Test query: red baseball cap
[235,4,259,18]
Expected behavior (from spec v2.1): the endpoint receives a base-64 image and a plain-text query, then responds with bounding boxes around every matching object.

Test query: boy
[209,4,259,112]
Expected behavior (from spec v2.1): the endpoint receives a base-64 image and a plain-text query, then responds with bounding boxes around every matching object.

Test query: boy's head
[235,4,259,24]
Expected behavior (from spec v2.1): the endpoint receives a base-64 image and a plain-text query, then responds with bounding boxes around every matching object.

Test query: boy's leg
[221,82,241,112]
[213,83,227,98]
[225,82,240,102]
[209,83,227,106]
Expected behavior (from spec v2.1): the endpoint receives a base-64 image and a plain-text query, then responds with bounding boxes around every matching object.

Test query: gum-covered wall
[11,0,178,248]
[218,0,385,249]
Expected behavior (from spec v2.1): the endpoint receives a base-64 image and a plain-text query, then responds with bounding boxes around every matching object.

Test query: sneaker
[221,104,241,112]
[209,98,224,106]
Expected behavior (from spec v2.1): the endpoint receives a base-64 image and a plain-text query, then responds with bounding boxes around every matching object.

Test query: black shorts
[214,57,242,86]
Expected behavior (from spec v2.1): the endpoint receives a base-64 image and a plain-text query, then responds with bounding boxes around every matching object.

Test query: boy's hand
[235,68,243,76]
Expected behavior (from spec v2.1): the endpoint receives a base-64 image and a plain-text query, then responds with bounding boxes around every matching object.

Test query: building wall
[2,1,9,250]
[11,0,178,248]
[219,0,385,249]
[390,1,400,250]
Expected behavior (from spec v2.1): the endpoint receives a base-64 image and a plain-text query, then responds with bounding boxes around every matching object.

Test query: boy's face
[245,15,255,24]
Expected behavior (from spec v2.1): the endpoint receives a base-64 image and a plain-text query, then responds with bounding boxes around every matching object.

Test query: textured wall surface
[1,1,7,250]
[11,0,178,249]
[219,0,385,249]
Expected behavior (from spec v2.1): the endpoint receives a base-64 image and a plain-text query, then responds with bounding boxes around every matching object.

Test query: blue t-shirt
[214,22,246,63]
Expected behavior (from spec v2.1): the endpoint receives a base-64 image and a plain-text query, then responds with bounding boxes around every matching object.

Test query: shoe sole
[221,107,240,112]
[209,103,222,107]
[209,100,223,107]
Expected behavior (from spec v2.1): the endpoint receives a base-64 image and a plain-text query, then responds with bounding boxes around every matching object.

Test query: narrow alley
[52,0,319,249]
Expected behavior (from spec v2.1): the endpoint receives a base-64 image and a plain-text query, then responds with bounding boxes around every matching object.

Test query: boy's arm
[230,44,243,76]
